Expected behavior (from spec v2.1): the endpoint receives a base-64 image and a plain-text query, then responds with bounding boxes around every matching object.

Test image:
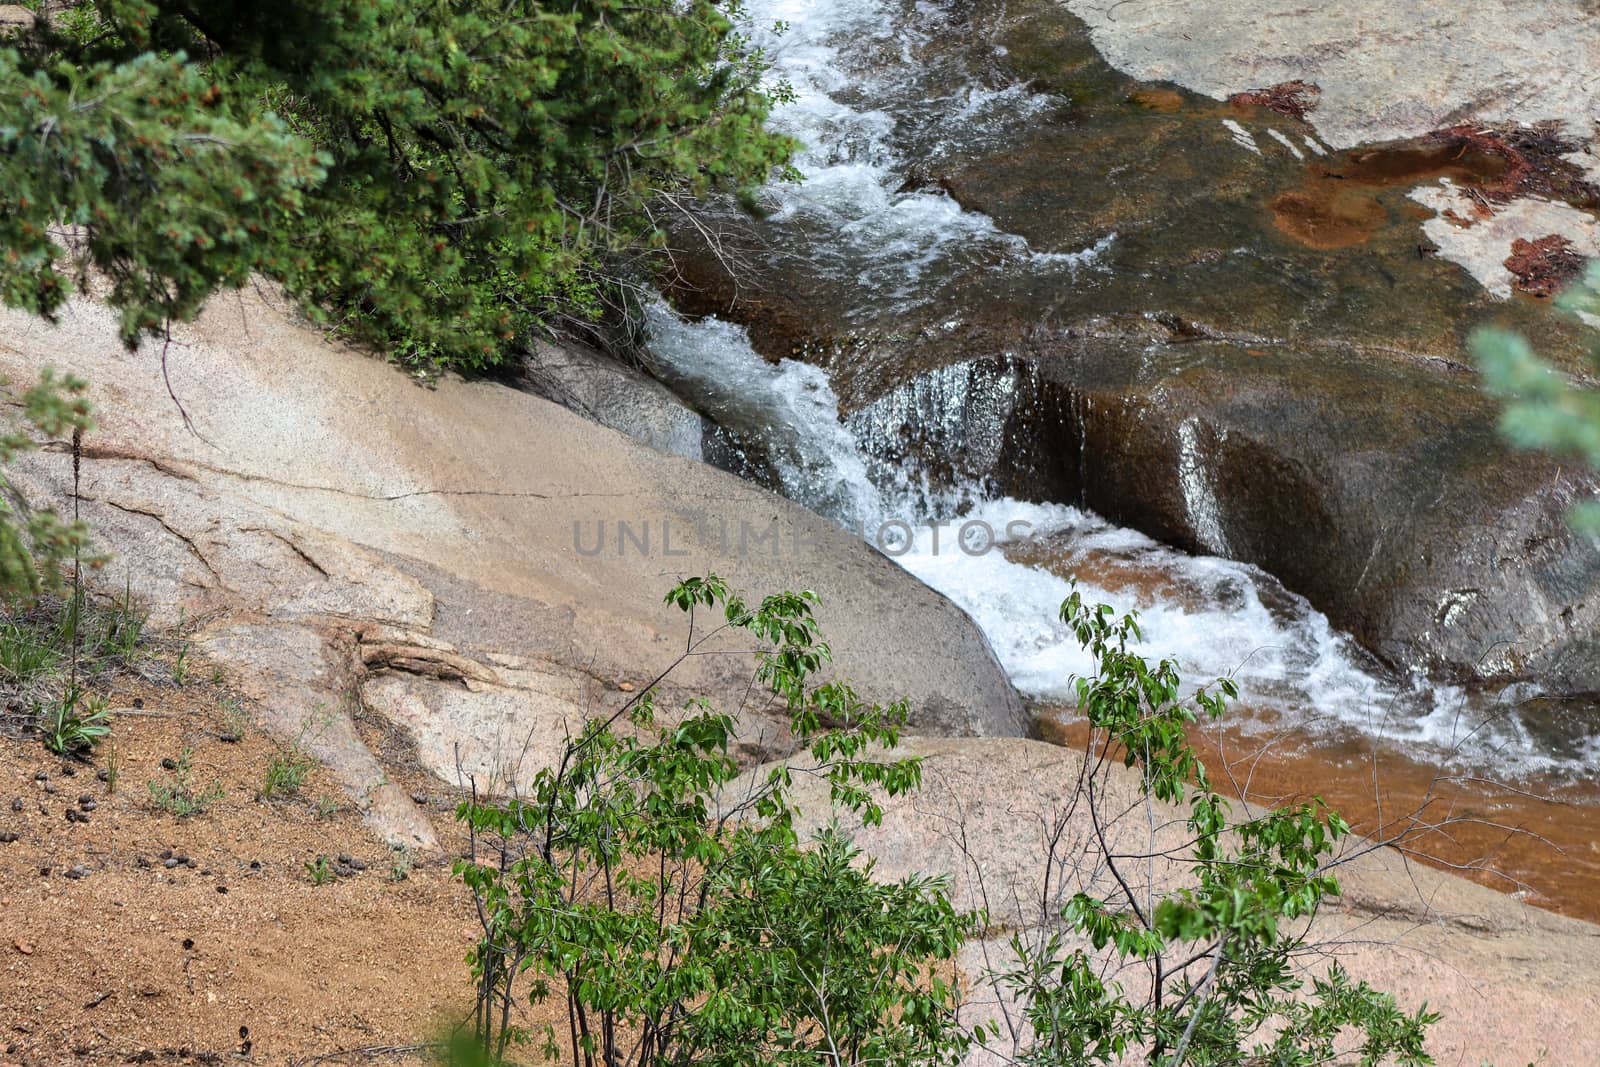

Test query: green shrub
[2,1,795,370]
[454,576,970,1067]
[453,578,1440,1067]
[981,589,1435,1066]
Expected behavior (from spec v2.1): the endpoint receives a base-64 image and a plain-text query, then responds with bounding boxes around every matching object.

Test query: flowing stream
[642,0,1599,788]
[644,304,1597,786]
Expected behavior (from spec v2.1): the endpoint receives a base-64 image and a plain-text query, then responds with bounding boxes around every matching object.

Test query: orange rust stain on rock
[1129,87,1185,113]
[1270,187,1387,249]
[1271,139,1513,249]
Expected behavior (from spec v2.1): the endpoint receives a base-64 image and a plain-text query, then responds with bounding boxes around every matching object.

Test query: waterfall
[634,0,1596,783]
[643,301,1597,782]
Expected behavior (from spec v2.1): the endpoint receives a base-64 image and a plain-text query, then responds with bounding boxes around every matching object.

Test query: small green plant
[169,642,192,686]
[388,844,414,883]
[0,614,61,682]
[314,794,340,820]
[305,855,334,886]
[147,747,224,817]
[69,580,144,663]
[261,745,315,799]
[102,738,121,795]
[1,586,143,687]
[37,682,111,753]
[97,581,145,660]
[218,696,249,742]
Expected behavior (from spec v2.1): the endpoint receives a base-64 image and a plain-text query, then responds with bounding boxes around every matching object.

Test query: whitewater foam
[643,303,1593,783]
[727,0,1099,302]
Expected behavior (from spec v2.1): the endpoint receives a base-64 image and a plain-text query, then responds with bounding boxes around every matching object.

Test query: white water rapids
[639,0,1597,782]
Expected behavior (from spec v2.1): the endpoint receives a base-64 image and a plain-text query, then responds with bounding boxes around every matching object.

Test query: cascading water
[693,0,1113,316]
[644,301,1598,783]
[640,0,1598,784]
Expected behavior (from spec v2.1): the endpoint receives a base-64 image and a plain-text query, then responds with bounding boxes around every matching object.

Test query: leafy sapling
[453,576,974,1067]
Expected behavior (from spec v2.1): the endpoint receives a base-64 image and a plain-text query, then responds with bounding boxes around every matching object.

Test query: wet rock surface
[518,336,776,485]
[849,351,1600,690]
[662,0,1600,694]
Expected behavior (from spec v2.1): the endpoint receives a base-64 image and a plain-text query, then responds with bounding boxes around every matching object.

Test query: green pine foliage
[2,0,795,368]
[1473,261,1600,532]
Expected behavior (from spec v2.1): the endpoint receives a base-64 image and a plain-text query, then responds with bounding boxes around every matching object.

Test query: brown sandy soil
[0,654,490,1066]
[1040,710,1600,923]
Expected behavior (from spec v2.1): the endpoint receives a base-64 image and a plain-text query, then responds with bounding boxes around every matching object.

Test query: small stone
[334,865,354,878]
[64,810,80,824]
[248,860,261,870]
[162,858,182,869]
[41,782,56,795]
[60,764,76,777]
[64,864,89,880]
[33,771,46,782]
[181,938,194,951]
[136,856,151,869]
[348,858,367,871]
[410,791,428,805]
[79,799,96,813]
[13,939,33,955]
[215,885,227,895]
[96,768,109,782]
[77,794,93,806]
[159,849,173,860]
[160,758,177,771]
[0,832,17,844]
[617,681,636,692]
[10,798,22,812]
[336,853,352,866]
[185,858,197,869]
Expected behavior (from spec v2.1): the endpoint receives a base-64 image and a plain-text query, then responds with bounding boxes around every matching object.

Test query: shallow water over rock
[658,0,1600,702]
[643,303,1600,787]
